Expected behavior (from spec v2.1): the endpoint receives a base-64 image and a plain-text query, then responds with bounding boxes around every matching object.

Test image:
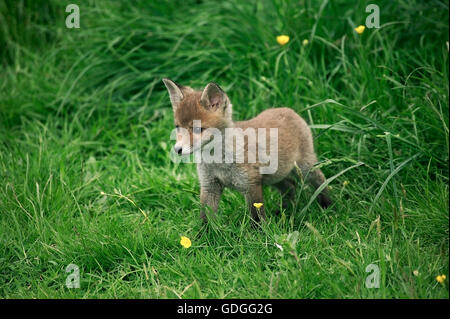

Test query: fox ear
[162,78,184,112]
[200,82,228,111]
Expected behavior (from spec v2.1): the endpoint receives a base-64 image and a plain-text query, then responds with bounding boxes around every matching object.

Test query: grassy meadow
[0,0,448,298]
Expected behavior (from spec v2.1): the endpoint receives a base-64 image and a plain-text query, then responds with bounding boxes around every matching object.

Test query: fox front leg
[245,183,266,223]
[199,182,223,222]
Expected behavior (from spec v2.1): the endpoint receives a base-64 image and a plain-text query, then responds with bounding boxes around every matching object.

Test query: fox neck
[208,121,246,164]
[221,118,235,129]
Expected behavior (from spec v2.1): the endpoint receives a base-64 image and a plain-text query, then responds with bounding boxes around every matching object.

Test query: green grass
[0,0,448,298]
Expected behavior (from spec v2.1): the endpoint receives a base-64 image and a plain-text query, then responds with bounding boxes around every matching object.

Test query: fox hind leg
[307,168,332,208]
[296,163,332,209]
[273,178,296,214]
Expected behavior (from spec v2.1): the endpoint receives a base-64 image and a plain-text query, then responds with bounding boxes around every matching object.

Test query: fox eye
[193,127,203,134]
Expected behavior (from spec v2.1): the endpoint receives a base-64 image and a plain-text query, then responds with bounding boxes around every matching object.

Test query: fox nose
[174,145,182,155]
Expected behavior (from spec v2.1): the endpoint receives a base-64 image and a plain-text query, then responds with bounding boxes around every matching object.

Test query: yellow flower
[276,35,289,46]
[436,274,447,284]
[355,25,365,34]
[343,180,349,186]
[253,203,263,209]
[302,39,309,46]
[180,236,192,248]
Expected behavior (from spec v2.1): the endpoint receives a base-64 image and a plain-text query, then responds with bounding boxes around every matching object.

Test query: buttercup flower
[302,39,309,46]
[180,236,192,248]
[253,203,263,209]
[355,25,365,34]
[343,180,349,186]
[276,35,290,46]
[436,274,446,284]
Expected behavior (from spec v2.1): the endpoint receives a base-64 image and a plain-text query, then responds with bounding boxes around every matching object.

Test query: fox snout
[173,130,193,155]
[173,145,182,155]
[173,125,214,156]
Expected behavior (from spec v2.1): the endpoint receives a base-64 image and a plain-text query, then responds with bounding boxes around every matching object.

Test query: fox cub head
[163,79,232,155]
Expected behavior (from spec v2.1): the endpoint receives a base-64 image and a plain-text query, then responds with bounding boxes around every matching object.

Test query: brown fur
[163,78,331,224]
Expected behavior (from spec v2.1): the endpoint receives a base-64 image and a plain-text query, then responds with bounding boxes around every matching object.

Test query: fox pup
[163,78,331,223]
